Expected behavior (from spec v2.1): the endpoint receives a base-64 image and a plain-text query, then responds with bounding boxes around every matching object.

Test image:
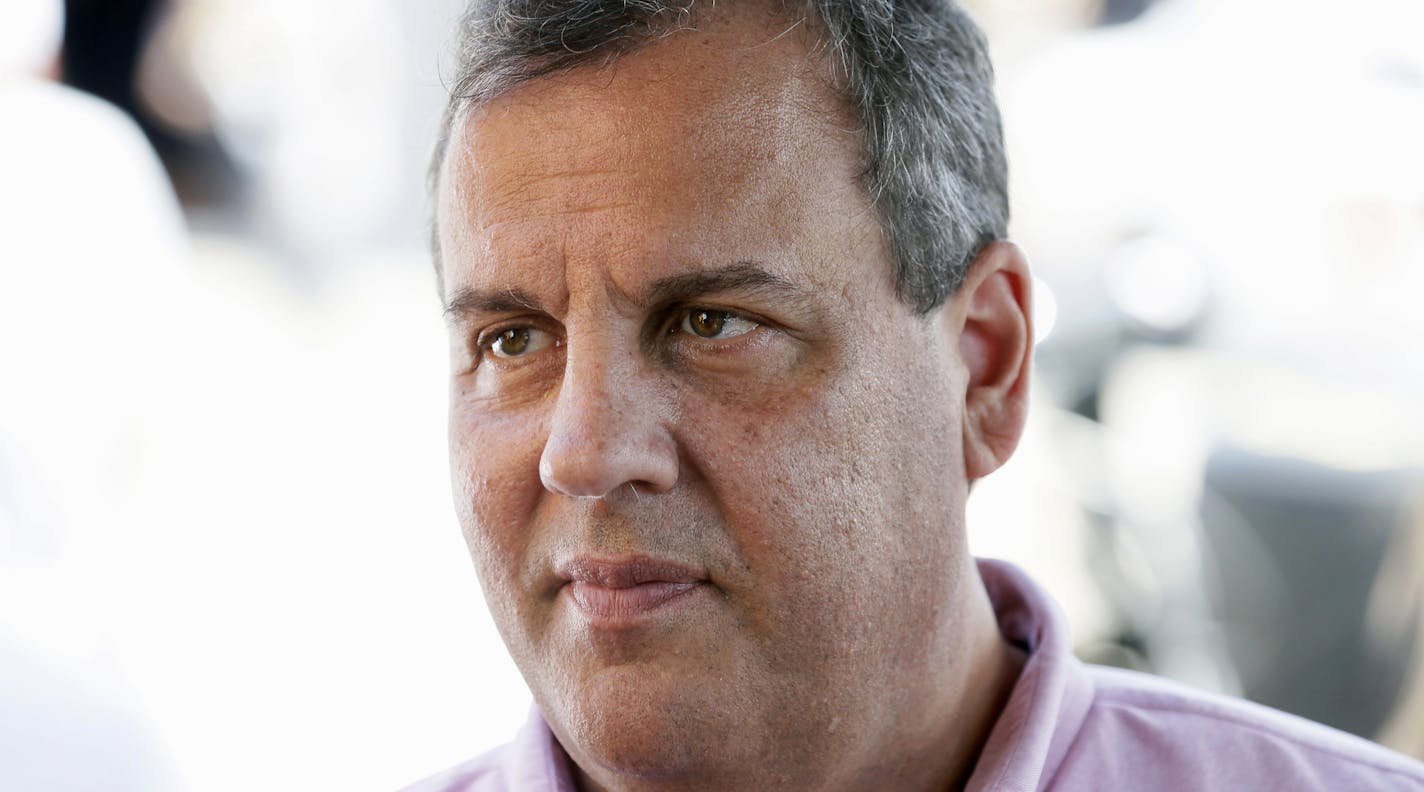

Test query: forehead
[436,9,878,303]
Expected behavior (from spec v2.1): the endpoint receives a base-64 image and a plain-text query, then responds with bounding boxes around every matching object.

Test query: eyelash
[665,307,770,353]
[476,323,556,360]
[471,306,764,362]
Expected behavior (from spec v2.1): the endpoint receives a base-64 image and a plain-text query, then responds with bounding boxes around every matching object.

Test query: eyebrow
[644,262,812,307]
[443,287,545,324]
[442,261,812,324]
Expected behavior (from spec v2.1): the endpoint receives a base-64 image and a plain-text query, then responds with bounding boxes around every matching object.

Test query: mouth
[558,556,708,627]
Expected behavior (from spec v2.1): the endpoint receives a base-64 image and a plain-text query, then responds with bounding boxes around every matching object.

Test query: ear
[942,241,1033,480]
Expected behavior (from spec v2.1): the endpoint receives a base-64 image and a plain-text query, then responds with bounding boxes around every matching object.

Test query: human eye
[674,308,760,341]
[481,325,558,360]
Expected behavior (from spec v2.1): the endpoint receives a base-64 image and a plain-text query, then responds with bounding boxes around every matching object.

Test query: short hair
[430,0,1007,314]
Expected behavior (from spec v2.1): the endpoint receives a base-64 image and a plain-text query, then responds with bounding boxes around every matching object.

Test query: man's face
[439,11,981,789]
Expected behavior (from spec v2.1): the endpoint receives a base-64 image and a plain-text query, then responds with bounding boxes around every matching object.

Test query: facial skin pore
[439,7,1033,792]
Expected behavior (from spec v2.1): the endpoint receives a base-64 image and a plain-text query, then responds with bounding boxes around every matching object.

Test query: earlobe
[949,241,1033,480]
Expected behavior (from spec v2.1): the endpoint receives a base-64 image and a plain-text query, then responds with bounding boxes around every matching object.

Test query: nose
[538,347,679,500]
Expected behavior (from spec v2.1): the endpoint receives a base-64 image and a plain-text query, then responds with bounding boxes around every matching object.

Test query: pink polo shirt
[406,559,1424,791]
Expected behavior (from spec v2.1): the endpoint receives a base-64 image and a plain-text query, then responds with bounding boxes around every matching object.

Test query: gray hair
[430,0,1007,313]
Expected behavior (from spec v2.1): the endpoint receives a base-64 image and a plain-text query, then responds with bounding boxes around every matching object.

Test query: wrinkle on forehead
[436,4,868,313]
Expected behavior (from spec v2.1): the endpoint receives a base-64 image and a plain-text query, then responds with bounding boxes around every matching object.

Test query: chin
[551,663,741,782]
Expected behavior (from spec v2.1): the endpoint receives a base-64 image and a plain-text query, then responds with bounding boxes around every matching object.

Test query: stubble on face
[439,7,992,791]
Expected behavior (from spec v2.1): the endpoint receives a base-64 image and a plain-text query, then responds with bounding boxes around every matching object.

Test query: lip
[558,556,708,626]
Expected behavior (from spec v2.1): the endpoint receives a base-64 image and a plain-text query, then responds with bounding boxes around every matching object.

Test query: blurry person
[136,0,412,265]
[1,0,185,788]
[407,1,1424,790]
[1001,0,1424,745]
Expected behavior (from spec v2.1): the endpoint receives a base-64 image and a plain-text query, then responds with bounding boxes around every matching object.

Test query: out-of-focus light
[0,0,62,76]
[1032,275,1059,345]
[1104,234,1209,334]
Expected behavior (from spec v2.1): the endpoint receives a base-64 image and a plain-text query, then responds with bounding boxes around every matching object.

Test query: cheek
[686,338,964,641]
[685,382,890,615]
[449,397,546,587]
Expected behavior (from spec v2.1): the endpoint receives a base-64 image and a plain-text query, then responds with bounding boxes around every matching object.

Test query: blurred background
[1,0,1420,788]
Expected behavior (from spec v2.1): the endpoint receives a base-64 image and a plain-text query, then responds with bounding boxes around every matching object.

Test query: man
[409,1,1424,789]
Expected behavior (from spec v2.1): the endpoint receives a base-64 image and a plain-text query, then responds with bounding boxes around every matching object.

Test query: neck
[853,561,1026,792]
[942,575,1028,789]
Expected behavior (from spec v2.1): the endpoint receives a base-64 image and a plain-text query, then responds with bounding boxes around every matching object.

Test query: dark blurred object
[61,0,156,116]
[62,0,243,209]
[1097,0,1158,26]
[1202,447,1422,739]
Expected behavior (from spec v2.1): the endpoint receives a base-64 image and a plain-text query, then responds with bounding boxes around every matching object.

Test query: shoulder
[1051,665,1424,790]
[397,707,576,792]
[397,744,515,792]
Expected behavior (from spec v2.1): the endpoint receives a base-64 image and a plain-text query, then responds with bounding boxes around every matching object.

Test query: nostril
[538,427,679,500]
